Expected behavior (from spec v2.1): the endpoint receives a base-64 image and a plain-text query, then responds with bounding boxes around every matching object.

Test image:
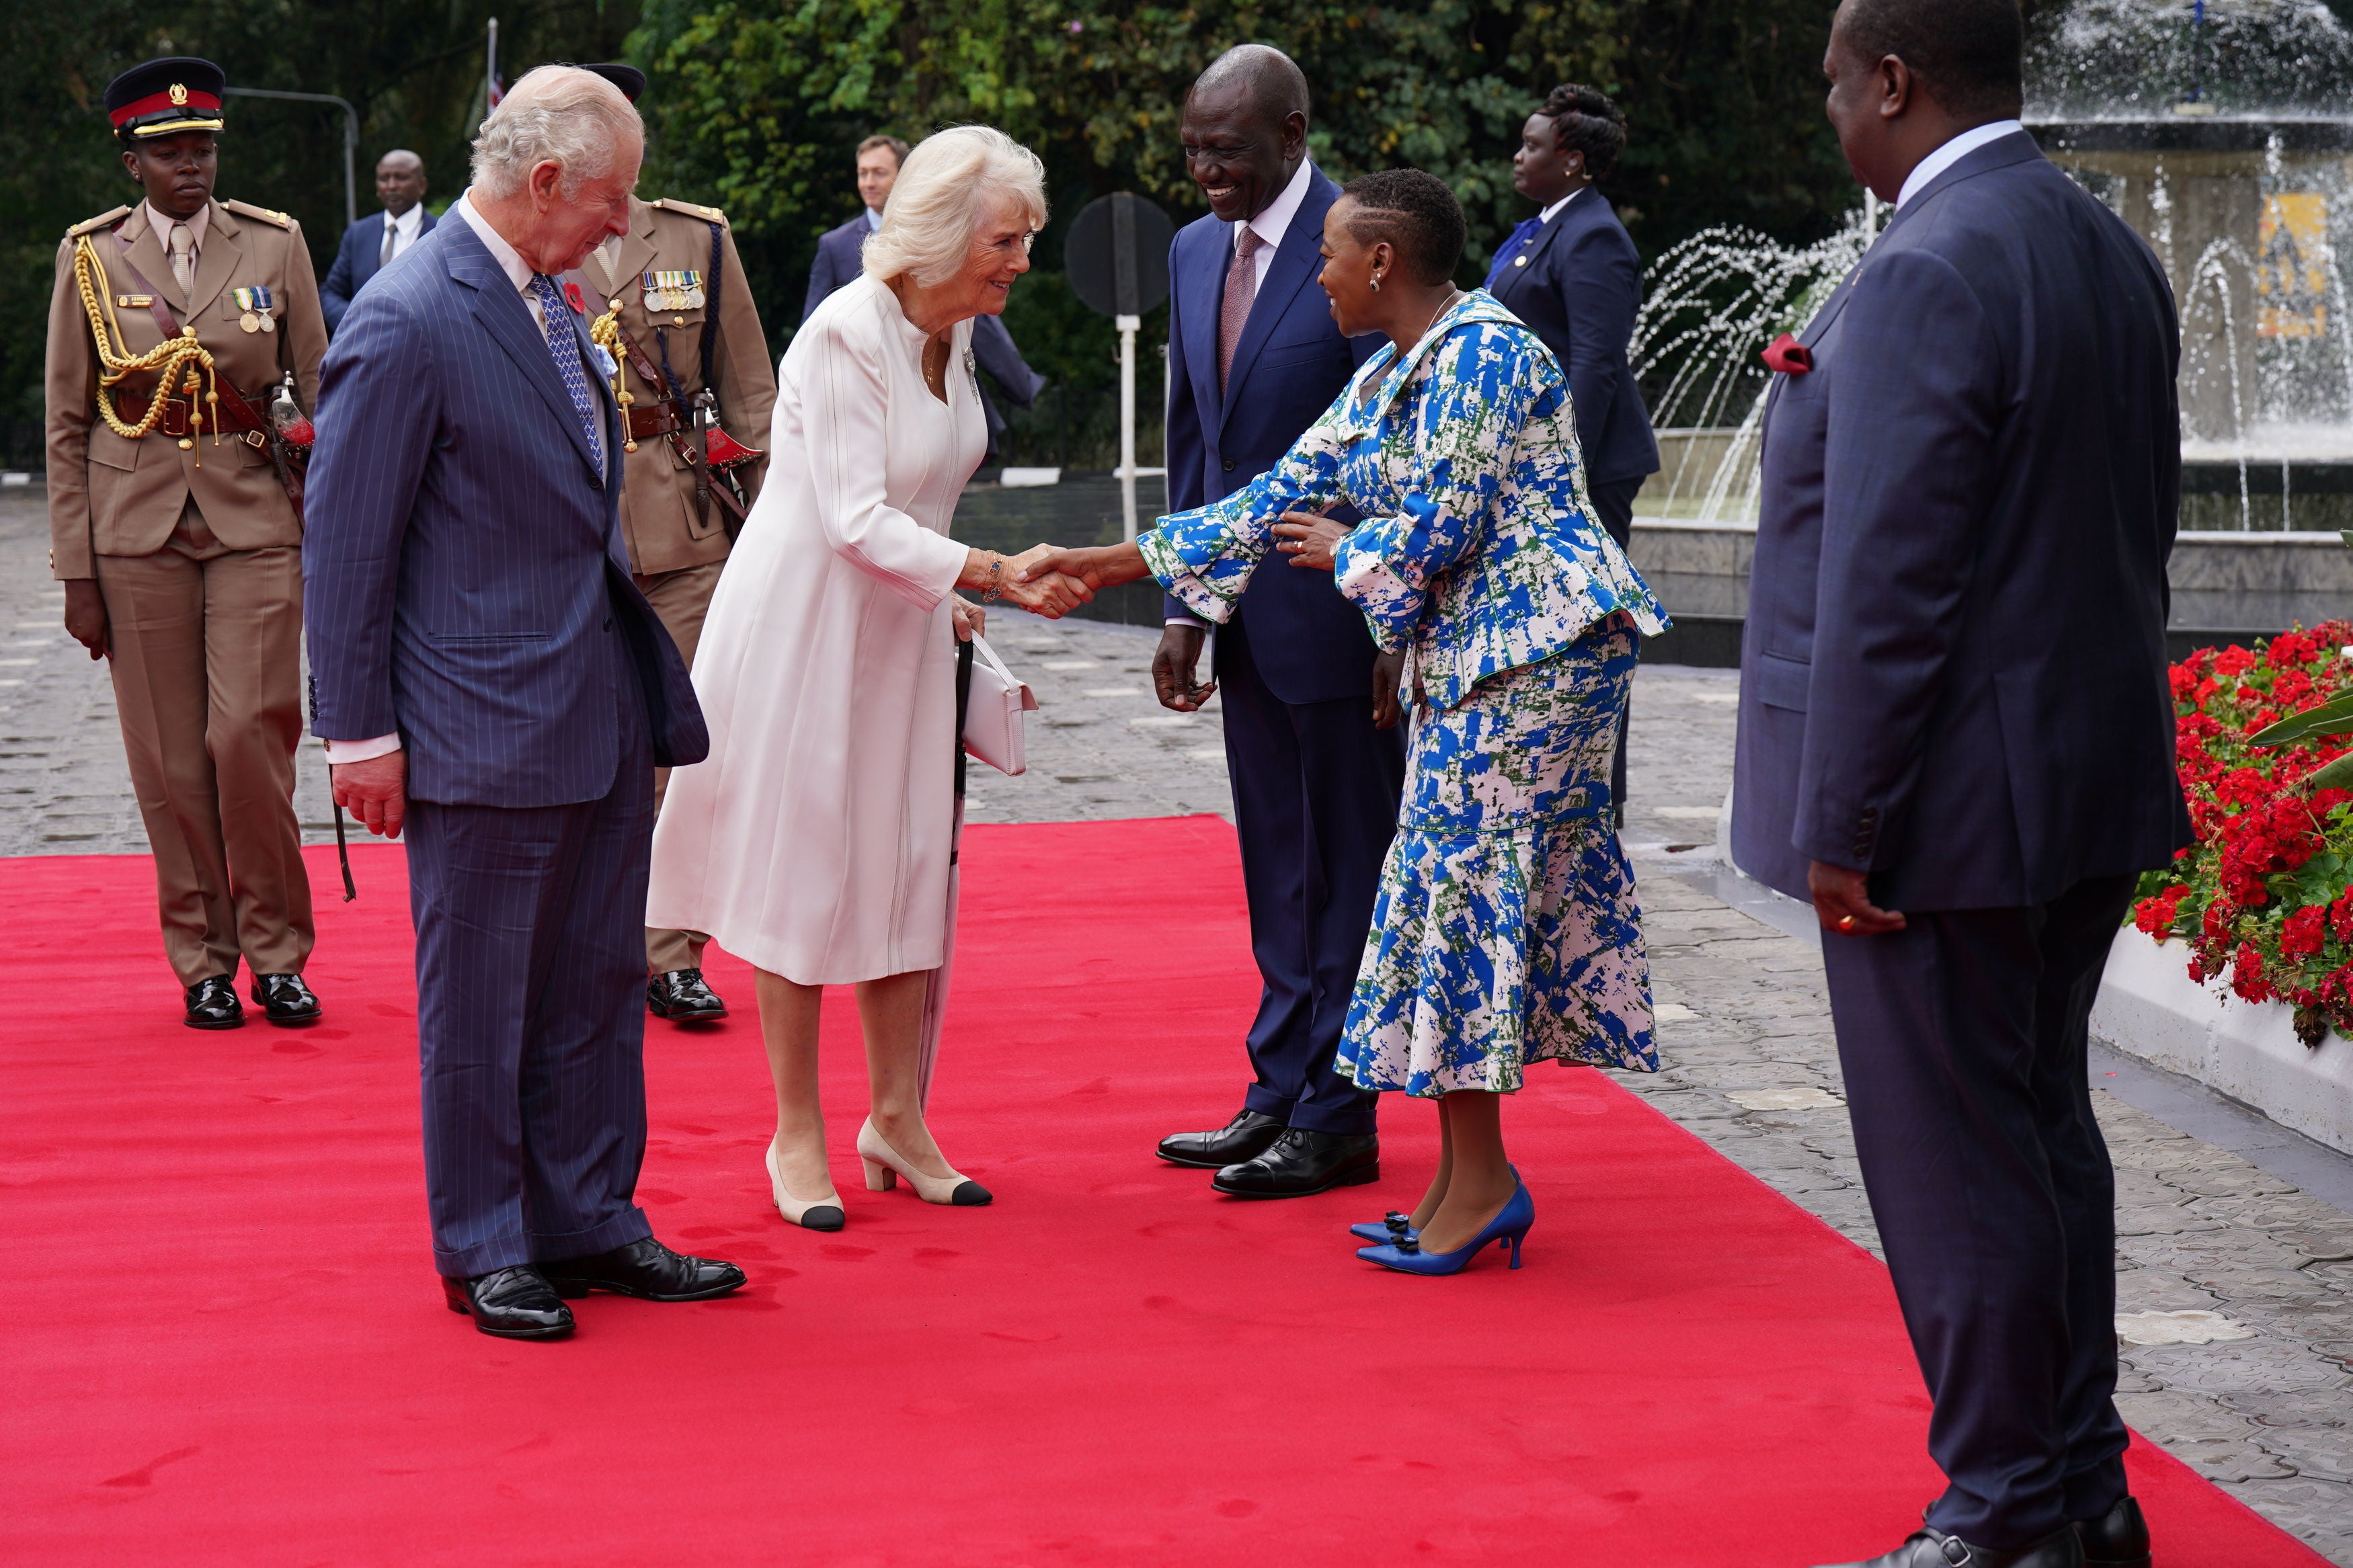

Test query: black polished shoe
[1156,1109,1286,1169]
[183,975,244,1030]
[251,972,321,1026]
[2075,1497,2150,1568]
[542,1236,746,1302]
[442,1265,575,1339]
[1813,1525,2084,1568]
[647,968,728,1023]
[1212,1128,1380,1198]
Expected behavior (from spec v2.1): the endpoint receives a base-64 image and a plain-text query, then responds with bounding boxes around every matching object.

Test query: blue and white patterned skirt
[1335,618,1657,1098]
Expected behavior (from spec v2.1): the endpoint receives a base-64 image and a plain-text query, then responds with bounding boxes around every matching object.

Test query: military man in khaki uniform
[47,57,328,1030]
[576,63,779,1026]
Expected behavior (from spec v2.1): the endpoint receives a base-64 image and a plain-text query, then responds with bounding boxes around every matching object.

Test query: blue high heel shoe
[1357,1180,1533,1275]
[1350,1165,1516,1247]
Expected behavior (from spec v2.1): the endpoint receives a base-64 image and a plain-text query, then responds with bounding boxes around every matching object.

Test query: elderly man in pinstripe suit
[304,66,744,1340]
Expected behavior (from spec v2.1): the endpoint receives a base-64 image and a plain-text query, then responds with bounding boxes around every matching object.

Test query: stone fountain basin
[1626,515,2353,668]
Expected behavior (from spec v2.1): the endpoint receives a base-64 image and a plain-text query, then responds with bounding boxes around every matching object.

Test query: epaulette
[653,197,728,227]
[222,199,296,229]
[65,206,132,239]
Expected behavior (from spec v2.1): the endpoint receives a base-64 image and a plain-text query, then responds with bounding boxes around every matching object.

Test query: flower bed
[2132,620,2353,1046]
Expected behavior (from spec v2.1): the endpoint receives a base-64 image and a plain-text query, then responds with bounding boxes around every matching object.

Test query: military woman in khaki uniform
[575,63,779,1026]
[46,58,327,1030]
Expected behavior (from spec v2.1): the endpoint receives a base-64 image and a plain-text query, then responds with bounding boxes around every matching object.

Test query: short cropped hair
[861,126,1047,289]
[1839,0,2025,117]
[1341,169,1466,288]
[471,65,642,201]
[1539,84,1628,182]
[858,134,911,167]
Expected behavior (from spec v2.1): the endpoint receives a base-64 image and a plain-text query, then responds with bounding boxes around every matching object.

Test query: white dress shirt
[1897,120,2025,210]
[1539,187,1584,226]
[1238,157,1318,290]
[325,194,549,766]
[384,202,426,261]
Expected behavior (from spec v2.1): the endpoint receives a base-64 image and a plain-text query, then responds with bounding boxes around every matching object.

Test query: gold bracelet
[981,554,1004,602]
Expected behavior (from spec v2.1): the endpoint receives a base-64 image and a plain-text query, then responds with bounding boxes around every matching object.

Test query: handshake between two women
[959,514,1348,637]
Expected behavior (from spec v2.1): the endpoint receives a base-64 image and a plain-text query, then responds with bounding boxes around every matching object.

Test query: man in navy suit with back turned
[319,149,436,333]
[1150,44,1404,1200]
[1731,2,2185,1563]
[305,66,744,1340]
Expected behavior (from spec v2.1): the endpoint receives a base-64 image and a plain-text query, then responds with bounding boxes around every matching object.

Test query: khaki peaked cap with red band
[104,56,227,140]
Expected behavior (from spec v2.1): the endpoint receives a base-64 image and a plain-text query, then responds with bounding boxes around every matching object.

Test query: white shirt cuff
[324,734,403,764]
[1165,616,1207,628]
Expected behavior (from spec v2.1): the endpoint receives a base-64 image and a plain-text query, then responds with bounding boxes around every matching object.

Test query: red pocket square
[1761,333,1812,375]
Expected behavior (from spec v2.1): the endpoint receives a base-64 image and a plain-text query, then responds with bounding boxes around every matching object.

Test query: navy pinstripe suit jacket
[303,211,707,807]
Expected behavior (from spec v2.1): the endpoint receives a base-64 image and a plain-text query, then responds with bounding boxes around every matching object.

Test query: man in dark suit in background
[1730,3,2185,1564]
[804,132,1045,463]
[1150,45,1402,1200]
[306,67,744,1342]
[319,149,434,332]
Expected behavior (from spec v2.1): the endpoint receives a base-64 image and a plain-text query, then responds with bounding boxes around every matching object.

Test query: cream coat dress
[647,276,984,985]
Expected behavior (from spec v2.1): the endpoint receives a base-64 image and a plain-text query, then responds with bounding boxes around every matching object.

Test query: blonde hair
[861,126,1047,288]
[471,65,643,202]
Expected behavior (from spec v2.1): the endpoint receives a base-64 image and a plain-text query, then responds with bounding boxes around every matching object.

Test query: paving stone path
[5,485,2350,1559]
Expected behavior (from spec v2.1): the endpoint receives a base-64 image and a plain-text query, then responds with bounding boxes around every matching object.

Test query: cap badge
[168,83,189,106]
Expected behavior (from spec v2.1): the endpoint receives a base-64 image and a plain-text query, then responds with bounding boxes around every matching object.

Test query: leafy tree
[628,0,1853,462]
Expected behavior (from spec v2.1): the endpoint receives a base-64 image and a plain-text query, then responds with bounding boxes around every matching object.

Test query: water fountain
[1626,0,2353,663]
[1635,0,2353,536]
[2032,0,2353,531]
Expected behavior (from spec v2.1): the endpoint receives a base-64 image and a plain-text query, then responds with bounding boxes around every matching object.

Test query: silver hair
[470,65,643,202]
[861,126,1047,289]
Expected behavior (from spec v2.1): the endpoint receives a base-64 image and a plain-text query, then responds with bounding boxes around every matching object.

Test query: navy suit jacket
[303,211,706,808]
[1730,131,2189,911]
[1489,190,1659,487]
[1164,166,1384,705]
[319,207,437,333]
[803,215,871,323]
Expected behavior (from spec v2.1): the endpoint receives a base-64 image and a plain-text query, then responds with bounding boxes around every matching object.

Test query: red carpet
[3,818,2325,1566]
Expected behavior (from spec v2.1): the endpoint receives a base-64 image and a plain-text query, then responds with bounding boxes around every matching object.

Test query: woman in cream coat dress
[647,127,1086,1231]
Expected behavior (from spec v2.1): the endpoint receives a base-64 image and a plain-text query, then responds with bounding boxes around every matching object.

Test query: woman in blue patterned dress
[1025,170,1668,1275]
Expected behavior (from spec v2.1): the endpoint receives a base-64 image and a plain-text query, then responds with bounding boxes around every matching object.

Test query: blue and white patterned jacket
[1138,290,1668,711]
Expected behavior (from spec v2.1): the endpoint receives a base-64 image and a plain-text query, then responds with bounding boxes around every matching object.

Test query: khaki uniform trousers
[94,501,313,988]
[639,559,725,975]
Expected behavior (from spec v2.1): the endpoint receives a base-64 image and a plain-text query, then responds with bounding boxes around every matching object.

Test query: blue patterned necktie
[528,274,604,473]
[1484,216,1546,290]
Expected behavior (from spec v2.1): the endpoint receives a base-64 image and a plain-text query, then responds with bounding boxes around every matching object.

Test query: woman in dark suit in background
[1487,85,1660,820]
[1486,85,1659,544]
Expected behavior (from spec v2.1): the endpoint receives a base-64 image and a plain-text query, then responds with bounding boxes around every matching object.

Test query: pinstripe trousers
[405,665,658,1278]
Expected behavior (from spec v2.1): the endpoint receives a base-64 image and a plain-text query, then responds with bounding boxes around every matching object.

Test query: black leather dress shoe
[1212,1128,1380,1198]
[647,968,728,1022]
[2075,1497,2150,1568]
[251,973,321,1026]
[442,1265,575,1339]
[184,975,243,1030]
[1156,1110,1286,1169]
[1813,1525,2083,1568]
[542,1236,746,1301]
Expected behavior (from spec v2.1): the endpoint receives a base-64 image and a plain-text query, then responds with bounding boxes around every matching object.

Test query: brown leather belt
[625,405,683,441]
[112,387,268,441]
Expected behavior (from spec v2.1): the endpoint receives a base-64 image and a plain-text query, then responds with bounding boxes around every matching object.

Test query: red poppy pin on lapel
[1762,333,1812,374]
[563,280,586,315]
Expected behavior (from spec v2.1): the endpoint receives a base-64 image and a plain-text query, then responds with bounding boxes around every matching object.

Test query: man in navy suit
[805,132,1045,461]
[1731,4,2184,1564]
[1148,46,1404,1200]
[318,149,436,332]
[305,67,744,1341]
